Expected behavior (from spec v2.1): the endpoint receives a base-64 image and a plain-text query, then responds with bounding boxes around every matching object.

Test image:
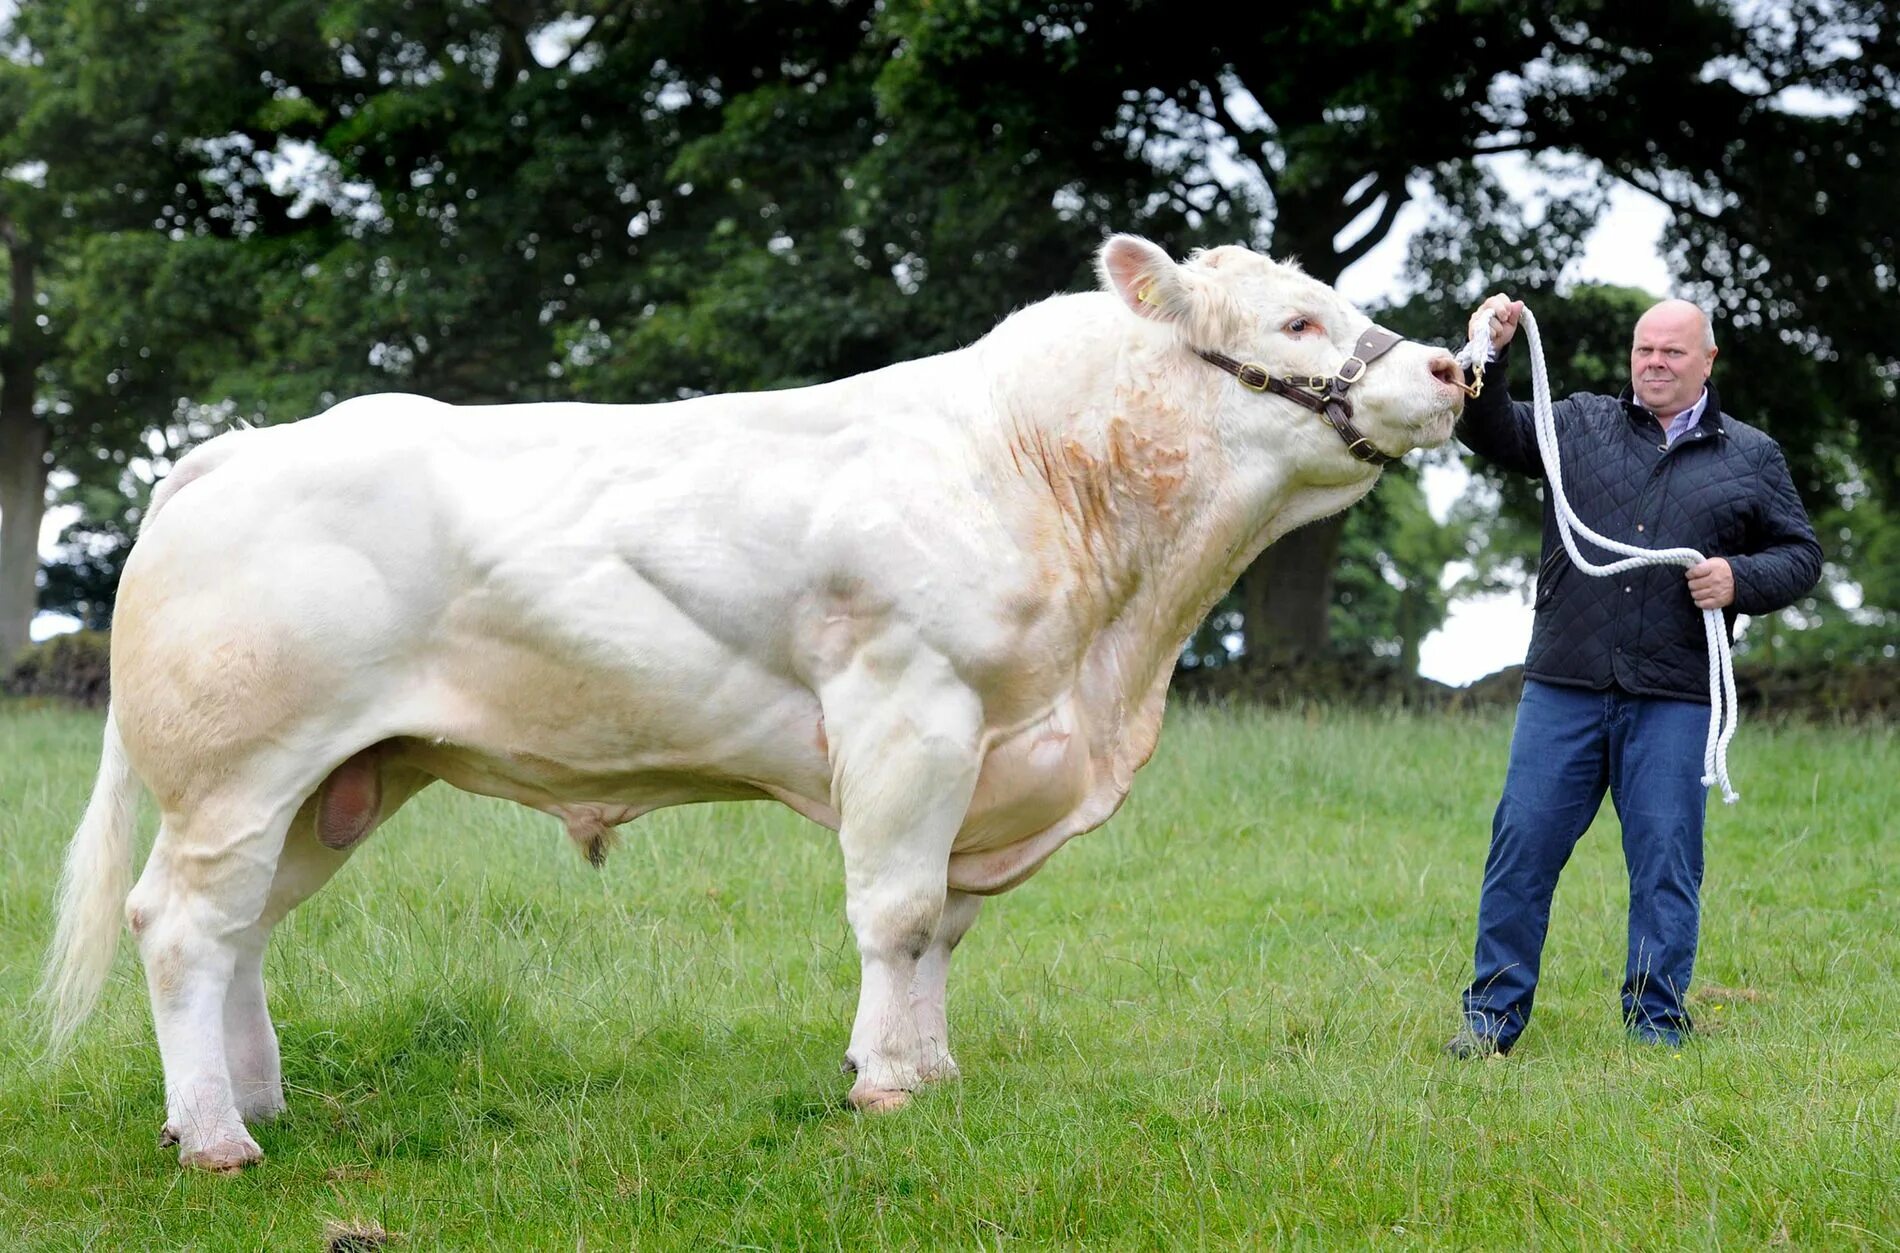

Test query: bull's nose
[1428,352,1461,390]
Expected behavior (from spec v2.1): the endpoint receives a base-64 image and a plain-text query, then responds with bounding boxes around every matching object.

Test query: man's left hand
[1686,558,1735,609]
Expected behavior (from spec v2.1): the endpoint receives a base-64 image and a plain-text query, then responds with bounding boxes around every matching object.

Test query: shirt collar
[1652,387,1710,447]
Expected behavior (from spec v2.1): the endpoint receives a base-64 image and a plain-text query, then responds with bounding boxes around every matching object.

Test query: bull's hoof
[179,1133,264,1173]
[848,1083,913,1113]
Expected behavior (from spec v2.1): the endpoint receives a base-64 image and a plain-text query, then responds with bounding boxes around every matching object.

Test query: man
[1448,293,1822,1056]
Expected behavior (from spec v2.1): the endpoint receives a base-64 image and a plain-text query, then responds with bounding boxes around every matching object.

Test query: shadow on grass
[267,981,871,1165]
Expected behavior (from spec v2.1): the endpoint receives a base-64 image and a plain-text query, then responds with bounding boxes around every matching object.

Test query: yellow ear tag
[1135,279,1156,305]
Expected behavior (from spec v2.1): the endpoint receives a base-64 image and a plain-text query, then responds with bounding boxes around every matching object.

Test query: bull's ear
[1098,234,1193,324]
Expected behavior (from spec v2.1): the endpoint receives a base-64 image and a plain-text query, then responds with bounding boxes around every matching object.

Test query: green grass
[0,700,1894,1249]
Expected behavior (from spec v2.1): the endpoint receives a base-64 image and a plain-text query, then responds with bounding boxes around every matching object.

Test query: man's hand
[1686,558,1735,610]
[1471,293,1525,351]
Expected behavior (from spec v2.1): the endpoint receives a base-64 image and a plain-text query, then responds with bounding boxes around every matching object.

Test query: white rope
[1456,307,1741,803]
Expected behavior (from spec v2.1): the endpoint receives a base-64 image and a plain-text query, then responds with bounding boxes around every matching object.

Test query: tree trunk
[1398,586,1425,678]
[0,231,47,668]
[0,411,49,666]
[1240,512,1346,660]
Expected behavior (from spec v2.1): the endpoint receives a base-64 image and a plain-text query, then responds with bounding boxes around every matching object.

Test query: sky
[23,120,1681,686]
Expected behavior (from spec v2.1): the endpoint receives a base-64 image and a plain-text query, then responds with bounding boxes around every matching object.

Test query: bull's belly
[395,655,836,820]
[388,670,1098,861]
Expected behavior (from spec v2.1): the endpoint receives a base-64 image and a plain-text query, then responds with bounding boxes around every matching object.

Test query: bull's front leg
[911,889,983,1083]
[823,650,983,1113]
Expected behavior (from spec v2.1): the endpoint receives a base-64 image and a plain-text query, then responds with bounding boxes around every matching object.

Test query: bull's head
[1096,235,1464,471]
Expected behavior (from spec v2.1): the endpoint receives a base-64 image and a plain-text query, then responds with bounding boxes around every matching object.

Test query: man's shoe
[1443,1030,1510,1060]
[1629,1026,1684,1049]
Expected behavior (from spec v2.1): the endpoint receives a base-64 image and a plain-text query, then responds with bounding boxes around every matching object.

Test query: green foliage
[1331,468,1465,672]
[37,477,142,628]
[1736,442,1898,666]
[4,0,1895,668]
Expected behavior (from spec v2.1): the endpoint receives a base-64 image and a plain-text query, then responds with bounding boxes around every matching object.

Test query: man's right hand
[1471,293,1526,351]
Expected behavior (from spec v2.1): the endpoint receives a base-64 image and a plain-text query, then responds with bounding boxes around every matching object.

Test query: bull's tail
[40,709,143,1054]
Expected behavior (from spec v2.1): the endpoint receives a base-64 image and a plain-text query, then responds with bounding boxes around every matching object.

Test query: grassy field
[0,699,1894,1249]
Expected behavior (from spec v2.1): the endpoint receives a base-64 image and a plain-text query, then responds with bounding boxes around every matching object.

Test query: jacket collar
[1619,379,1726,439]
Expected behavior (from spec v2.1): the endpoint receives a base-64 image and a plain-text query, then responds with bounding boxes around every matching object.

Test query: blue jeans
[1461,680,1710,1050]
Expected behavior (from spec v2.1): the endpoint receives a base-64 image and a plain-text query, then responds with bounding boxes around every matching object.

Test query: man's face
[1630,303,1717,420]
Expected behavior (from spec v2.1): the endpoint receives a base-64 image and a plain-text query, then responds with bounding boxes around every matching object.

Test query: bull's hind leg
[127,793,301,1171]
[220,814,342,1128]
[224,757,431,1125]
[825,654,983,1112]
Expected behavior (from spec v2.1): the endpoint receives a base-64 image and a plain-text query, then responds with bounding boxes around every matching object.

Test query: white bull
[42,235,1464,1169]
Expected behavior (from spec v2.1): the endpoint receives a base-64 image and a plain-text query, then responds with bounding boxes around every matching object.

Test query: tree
[0,1,311,659]
[11,0,1896,681]
[827,0,1900,661]
[1331,469,1464,676]
[37,479,141,630]
[0,198,46,665]
[0,33,50,664]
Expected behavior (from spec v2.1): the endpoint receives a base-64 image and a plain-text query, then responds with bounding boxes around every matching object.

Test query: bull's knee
[848,891,941,963]
[127,908,202,1007]
[124,879,173,967]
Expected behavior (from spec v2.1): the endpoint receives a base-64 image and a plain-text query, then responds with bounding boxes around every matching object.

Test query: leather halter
[1196,326,1407,466]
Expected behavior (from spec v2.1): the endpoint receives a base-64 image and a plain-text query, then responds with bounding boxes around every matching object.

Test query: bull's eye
[1285,317,1313,335]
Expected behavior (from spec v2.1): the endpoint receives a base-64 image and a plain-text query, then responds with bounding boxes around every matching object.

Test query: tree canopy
[3,0,1892,672]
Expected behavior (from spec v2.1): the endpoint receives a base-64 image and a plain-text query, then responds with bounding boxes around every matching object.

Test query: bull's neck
[990,320,1316,688]
[997,349,1201,613]
[1107,437,1314,699]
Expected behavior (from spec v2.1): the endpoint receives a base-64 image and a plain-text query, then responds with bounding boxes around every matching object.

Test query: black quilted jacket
[1458,347,1823,703]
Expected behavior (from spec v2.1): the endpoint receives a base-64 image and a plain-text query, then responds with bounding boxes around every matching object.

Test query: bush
[1171,652,1518,713]
[1172,655,1898,722]
[5,629,1893,722]
[1738,657,1900,721]
[5,631,112,708]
